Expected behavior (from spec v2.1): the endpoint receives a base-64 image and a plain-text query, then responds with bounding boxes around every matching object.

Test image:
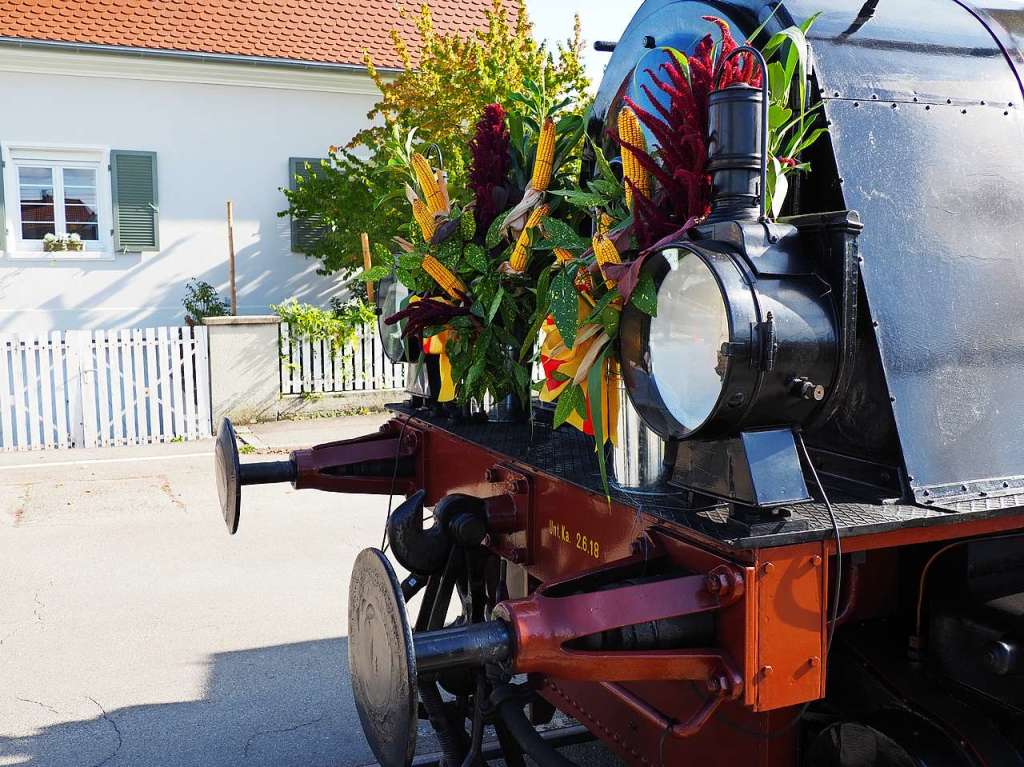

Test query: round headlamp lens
[648,249,730,433]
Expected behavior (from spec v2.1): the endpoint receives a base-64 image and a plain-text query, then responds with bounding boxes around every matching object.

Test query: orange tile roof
[0,0,504,69]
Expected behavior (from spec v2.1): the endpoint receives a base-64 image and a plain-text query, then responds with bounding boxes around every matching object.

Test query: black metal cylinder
[238,460,296,486]
[414,620,512,674]
[707,83,764,222]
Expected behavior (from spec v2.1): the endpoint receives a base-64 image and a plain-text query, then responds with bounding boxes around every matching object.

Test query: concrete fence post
[202,316,281,425]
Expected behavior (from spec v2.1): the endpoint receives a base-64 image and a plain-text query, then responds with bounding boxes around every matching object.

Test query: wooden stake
[226,200,237,315]
[361,232,376,305]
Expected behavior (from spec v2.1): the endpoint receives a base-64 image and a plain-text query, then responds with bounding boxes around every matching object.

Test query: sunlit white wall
[0,47,378,331]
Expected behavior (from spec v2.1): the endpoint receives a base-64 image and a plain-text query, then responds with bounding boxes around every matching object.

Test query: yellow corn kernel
[553,247,574,264]
[510,204,550,272]
[593,234,621,289]
[412,153,446,214]
[422,255,467,300]
[530,118,556,192]
[597,213,613,236]
[413,199,437,241]
[618,107,651,210]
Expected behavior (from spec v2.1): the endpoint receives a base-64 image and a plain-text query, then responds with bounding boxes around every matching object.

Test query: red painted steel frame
[307,417,1024,766]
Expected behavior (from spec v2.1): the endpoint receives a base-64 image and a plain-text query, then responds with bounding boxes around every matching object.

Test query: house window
[3,144,113,259]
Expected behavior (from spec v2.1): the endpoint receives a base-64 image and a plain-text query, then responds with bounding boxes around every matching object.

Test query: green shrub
[182,278,229,324]
[280,0,589,275]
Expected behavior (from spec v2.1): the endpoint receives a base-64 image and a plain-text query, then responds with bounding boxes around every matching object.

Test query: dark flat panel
[785,0,1024,499]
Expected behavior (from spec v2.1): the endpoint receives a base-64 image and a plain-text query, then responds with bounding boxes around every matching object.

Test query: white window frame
[2,143,114,261]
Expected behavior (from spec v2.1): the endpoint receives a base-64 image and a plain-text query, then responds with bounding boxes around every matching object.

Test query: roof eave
[0,36,404,75]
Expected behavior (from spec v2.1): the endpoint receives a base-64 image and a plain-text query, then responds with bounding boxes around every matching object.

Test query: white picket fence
[0,326,211,451]
[280,323,406,396]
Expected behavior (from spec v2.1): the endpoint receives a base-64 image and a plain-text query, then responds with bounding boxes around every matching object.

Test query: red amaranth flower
[468,103,511,234]
[613,17,761,249]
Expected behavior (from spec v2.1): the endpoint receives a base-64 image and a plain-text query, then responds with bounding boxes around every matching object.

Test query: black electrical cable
[796,431,843,651]
[381,413,412,552]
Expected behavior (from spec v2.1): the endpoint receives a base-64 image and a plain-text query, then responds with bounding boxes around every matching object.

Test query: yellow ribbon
[538,300,620,445]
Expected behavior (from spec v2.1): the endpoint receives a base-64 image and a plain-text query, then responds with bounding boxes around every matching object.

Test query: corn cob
[509,204,550,272]
[593,234,621,289]
[530,118,557,192]
[618,107,651,210]
[574,267,595,296]
[422,254,467,300]
[597,212,613,236]
[412,153,446,214]
[553,247,574,264]
[436,168,450,212]
[413,199,437,241]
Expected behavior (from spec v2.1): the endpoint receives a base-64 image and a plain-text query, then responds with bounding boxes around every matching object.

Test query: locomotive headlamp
[619,240,839,441]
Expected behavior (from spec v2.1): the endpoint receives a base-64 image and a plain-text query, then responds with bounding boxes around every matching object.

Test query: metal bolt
[811,555,823,567]
[706,674,731,695]
[761,562,775,575]
[760,665,774,677]
[809,656,821,668]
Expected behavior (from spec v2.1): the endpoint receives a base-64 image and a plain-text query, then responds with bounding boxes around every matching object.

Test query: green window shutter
[111,150,159,252]
[289,157,326,254]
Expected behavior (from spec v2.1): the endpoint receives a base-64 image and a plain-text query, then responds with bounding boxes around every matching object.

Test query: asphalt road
[0,416,621,767]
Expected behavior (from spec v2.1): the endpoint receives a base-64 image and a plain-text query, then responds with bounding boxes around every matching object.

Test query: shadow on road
[0,637,382,767]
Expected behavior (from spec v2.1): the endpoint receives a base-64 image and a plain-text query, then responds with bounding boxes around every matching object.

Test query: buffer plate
[348,547,417,767]
[214,418,241,535]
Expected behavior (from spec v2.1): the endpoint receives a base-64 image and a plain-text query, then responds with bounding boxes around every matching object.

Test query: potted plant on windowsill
[43,233,85,252]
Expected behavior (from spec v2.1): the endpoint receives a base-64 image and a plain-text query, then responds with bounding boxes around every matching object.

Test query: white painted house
[0,0,497,331]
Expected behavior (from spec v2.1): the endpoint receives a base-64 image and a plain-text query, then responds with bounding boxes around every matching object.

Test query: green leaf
[767,156,789,218]
[549,268,579,350]
[792,127,829,157]
[360,265,391,282]
[437,238,462,269]
[463,243,488,273]
[591,141,618,185]
[597,306,620,337]
[485,211,509,249]
[769,104,793,132]
[487,286,505,324]
[553,383,584,429]
[512,362,531,401]
[666,47,690,81]
[551,189,607,209]
[767,62,789,107]
[799,12,822,34]
[519,266,554,361]
[587,348,610,500]
[630,272,658,317]
[587,179,619,197]
[539,217,587,251]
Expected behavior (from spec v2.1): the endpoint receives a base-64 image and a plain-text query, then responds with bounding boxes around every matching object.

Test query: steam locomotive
[213,1,1024,764]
